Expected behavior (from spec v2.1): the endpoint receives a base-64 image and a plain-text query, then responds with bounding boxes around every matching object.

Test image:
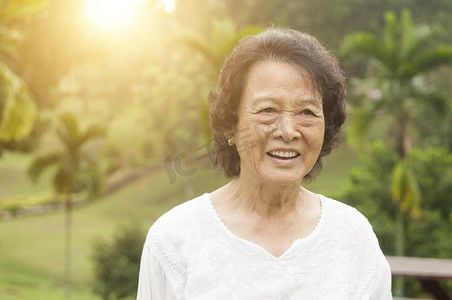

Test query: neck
[228,175,303,218]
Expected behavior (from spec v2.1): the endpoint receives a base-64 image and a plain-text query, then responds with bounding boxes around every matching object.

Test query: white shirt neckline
[204,193,326,260]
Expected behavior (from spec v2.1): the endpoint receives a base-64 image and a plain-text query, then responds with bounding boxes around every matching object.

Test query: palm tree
[28,112,105,298]
[341,10,452,296]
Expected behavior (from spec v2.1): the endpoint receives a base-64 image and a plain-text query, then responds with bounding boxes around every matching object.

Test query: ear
[224,129,235,140]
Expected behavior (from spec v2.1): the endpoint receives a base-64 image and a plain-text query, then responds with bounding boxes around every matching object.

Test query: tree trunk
[394,207,405,296]
[395,115,407,159]
[65,194,72,299]
[394,112,410,296]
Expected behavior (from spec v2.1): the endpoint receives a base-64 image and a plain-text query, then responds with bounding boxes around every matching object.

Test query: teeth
[269,151,298,158]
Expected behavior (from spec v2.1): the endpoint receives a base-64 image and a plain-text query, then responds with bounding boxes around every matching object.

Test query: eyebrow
[296,97,323,107]
[252,96,322,107]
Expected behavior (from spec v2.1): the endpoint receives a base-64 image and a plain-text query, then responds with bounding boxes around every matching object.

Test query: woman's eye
[300,109,314,116]
[261,107,276,113]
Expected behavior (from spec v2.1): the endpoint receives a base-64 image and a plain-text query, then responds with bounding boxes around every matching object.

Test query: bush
[340,143,452,297]
[0,194,59,216]
[91,222,146,300]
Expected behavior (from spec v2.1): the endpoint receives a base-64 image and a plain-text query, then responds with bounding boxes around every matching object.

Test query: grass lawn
[0,146,357,299]
[0,153,53,199]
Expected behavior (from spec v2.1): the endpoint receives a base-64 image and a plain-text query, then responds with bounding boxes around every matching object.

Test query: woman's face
[232,60,325,186]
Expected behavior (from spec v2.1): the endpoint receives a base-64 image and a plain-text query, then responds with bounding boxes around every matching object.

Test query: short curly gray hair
[208,27,347,181]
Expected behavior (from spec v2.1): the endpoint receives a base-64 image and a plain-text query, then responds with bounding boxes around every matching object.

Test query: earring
[227,138,234,146]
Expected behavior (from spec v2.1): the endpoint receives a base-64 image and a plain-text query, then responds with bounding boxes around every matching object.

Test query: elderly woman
[137,28,392,299]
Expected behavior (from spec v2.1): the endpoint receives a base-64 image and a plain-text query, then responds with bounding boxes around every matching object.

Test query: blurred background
[0,0,451,299]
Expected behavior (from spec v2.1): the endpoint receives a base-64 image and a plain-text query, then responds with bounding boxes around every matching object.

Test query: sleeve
[370,254,393,300]
[137,241,179,300]
[346,204,392,300]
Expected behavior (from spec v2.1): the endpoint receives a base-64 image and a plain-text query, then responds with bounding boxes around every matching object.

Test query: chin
[261,171,304,187]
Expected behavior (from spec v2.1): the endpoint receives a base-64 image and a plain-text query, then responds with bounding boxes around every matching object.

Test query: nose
[272,114,301,142]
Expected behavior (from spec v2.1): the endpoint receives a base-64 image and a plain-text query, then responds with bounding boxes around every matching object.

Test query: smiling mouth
[267,151,300,160]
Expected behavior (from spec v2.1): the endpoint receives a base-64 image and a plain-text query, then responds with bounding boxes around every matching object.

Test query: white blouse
[137,193,392,300]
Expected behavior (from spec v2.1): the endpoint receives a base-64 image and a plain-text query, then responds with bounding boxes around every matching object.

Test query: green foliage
[178,18,262,73]
[177,18,262,142]
[13,0,88,109]
[0,0,47,149]
[0,0,48,57]
[341,10,452,82]
[0,0,48,23]
[0,61,36,142]
[213,0,452,51]
[28,112,105,197]
[0,116,50,156]
[341,10,452,226]
[409,147,452,219]
[391,159,421,219]
[91,222,145,300]
[129,58,207,160]
[25,112,106,297]
[341,143,452,296]
[346,96,385,151]
[0,193,60,215]
[2,0,452,298]
[50,11,211,166]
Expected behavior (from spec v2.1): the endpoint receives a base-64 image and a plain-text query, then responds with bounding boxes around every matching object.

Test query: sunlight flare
[160,0,176,13]
[83,0,141,32]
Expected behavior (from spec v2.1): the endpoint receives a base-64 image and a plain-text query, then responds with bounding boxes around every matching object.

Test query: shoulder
[320,195,374,233]
[139,195,211,296]
[142,194,212,278]
[319,195,381,254]
[147,193,211,240]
